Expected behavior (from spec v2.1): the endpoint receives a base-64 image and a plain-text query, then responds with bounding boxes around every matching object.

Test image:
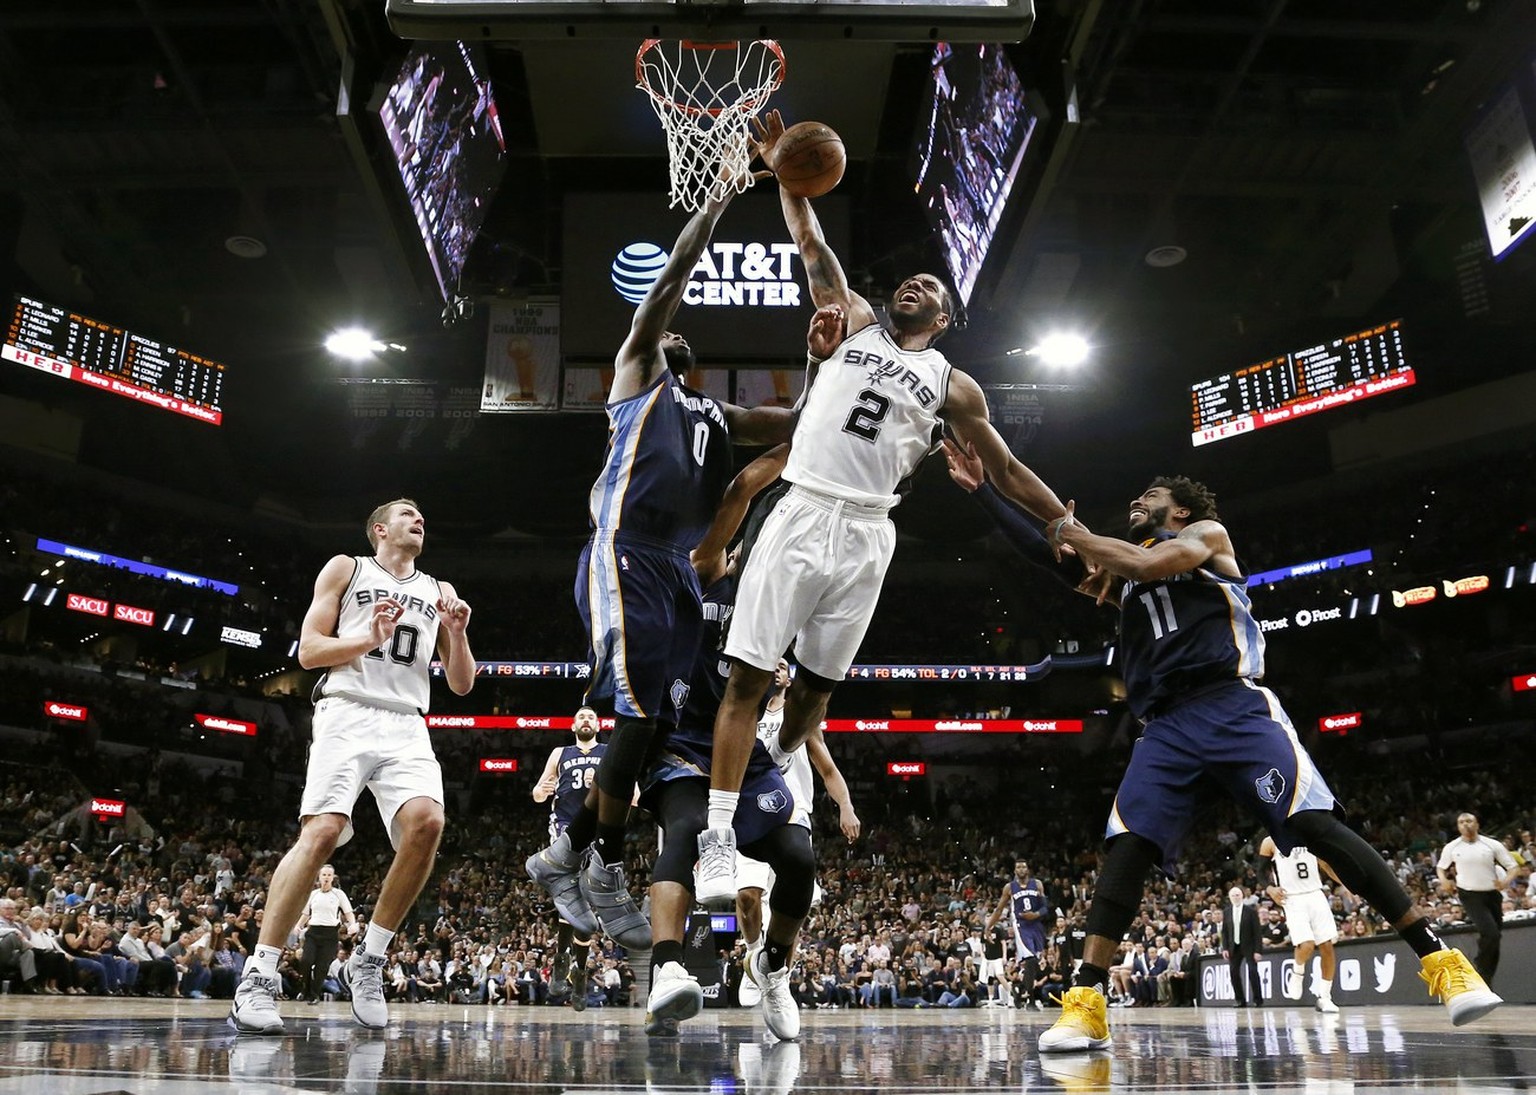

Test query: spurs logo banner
[482,299,561,412]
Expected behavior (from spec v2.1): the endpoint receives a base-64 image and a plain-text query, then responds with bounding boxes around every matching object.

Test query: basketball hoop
[636,38,786,211]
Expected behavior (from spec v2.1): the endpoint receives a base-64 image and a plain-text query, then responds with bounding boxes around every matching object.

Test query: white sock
[248,944,283,979]
[707,791,739,833]
[363,922,395,958]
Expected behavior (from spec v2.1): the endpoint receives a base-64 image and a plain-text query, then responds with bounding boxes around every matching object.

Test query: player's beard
[1129,505,1169,540]
[574,725,597,743]
[663,343,695,378]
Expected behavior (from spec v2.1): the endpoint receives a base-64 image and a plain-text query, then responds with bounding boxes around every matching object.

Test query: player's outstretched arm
[691,443,790,585]
[752,111,876,329]
[298,555,402,671]
[613,173,752,401]
[941,370,1067,523]
[1054,507,1230,583]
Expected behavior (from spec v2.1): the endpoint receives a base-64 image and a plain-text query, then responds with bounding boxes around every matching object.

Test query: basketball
[773,121,846,199]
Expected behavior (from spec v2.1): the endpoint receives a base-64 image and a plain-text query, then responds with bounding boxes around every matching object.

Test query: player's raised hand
[436,594,472,635]
[807,303,845,360]
[369,598,404,646]
[1045,500,1080,562]
[1076,566,1118,607]
[941,437,984,493]
[749,108,787,170]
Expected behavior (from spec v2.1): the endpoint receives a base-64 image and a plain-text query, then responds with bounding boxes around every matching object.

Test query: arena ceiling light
[323,328,407,361]
[1024,333,1090,368]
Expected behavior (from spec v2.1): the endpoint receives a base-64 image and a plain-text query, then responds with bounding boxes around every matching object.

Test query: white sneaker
[1284,966,1304,1000]
[645,961,703,1036]
[694,827,738,910]
[739,937,764,1007]
[340,948,389,1029]
[1314,992,1340,1014]
[228,970,284,1036]
[749,948,800,1041]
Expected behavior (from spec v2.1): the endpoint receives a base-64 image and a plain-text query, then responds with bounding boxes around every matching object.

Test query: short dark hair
[1149,476,1219,523]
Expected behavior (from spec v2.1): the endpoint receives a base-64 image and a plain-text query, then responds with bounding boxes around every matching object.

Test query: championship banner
[734,369,802,410]
[1464,81,1536,261]
[482,299,561,412]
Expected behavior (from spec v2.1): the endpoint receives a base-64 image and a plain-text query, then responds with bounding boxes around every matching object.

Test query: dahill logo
[611,242,668,304]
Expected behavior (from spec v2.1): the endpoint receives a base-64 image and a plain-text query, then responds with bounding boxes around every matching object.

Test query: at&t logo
[610,241,803,307]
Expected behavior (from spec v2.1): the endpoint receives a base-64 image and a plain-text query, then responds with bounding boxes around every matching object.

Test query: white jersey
[314,556,442,715]
[1437,835,1517,892]
[1273,845,1323,895]
[758,703,813,822]
[784,322,952,507]
[304,887,353,928]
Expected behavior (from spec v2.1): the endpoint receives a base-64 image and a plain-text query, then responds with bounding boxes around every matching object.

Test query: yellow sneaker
[1419,948,1501,1026]
[1038,986,1112,1052]
[1040,1052,1111,1092]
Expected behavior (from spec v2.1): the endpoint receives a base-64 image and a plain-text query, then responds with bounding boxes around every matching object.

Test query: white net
[636,39,786,211]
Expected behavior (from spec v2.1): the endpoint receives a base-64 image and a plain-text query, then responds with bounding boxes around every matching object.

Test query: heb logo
[113,603,156,626]
[886,761,927,776]
[66,593,110,616]
[516,717,552,729]
[194,713,257,736]
[44,701,88,721]
[90,798,126,817]
[478,758,518,773]
[1319,712,1362,733]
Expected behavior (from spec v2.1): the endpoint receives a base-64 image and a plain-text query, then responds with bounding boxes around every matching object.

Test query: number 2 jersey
[784,322,952,507]
[1118,530,1265,720]
[312,557,443,715]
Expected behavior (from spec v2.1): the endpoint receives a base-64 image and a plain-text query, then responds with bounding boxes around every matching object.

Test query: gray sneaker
[694,827,738,910]
[340,949,389,1029]
[581,853,653,950]
[228,970,285,1036]
[526,832,598,937]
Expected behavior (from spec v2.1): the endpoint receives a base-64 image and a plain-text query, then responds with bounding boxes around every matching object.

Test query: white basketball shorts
[301,696,444,849]
[726,485,896,680]
[1282,889,1338,947]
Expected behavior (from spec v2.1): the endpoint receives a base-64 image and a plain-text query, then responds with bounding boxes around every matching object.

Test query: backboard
[385,0,1035,43]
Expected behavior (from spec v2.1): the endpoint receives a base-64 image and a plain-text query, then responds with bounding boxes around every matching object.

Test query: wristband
[807,353,826,365]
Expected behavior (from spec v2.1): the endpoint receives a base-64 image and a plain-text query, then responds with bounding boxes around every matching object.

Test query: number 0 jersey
[1118,531,1265,720]
[312,557,442,715]
[587,370,732,552]
[784,322,952,507]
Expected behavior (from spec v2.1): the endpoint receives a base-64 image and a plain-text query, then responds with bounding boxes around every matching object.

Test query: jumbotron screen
[1190,320,1413,447]
[3,294,225,424]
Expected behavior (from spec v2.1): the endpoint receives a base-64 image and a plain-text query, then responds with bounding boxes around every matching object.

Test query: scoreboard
[1190,321,1413,447]
[3,294,225,424]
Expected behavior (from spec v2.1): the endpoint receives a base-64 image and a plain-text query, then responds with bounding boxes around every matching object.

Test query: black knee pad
[652,782,708,888]
[1284,809,1411,922]
[747,826,815,919]
[1085,833,1161,941]
[596,715,656,799]
[792,666,839,694]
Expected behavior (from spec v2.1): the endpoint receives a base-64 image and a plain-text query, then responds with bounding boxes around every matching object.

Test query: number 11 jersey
[784,322,952,507]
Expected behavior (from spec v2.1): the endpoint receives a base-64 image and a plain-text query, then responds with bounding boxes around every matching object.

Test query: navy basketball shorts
[1015,926,1048,960]
[1107,678,1338,873]
[640,735,794,847]
[576,535,704,721]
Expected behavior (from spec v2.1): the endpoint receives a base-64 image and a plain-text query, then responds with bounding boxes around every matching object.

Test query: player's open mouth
[1130,507,1147,520]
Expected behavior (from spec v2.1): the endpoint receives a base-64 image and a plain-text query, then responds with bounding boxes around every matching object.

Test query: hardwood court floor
[0,996,1532,1093]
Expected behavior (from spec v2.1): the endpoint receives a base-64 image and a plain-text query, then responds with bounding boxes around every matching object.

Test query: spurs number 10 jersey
[784,323,952,507]
[314,557,442,715]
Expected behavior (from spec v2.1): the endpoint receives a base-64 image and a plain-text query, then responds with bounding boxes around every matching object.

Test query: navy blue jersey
[1010,879,1049,932]
[1118,531,1265,720]
[551,743,605,834]
[675,573,735,737]
[587,371,732,553]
